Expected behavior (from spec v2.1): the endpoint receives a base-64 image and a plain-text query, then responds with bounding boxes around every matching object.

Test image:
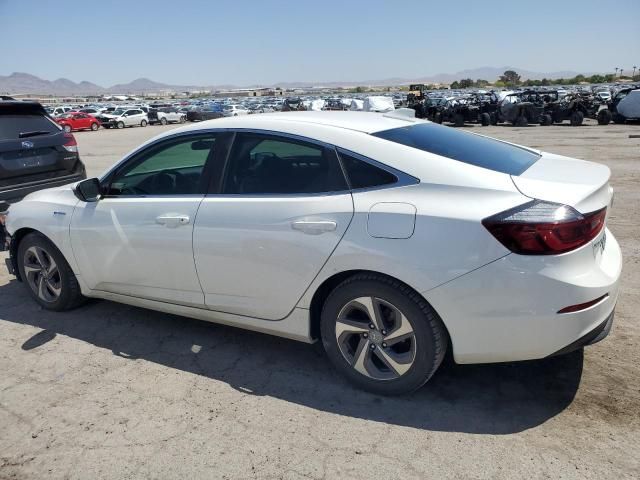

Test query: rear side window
[223,133,347,194]
[338,152,397,189]
[372,123,540,175]
[0,115,60,139]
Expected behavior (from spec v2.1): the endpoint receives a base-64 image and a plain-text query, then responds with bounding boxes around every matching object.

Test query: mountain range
[0,67,592,95]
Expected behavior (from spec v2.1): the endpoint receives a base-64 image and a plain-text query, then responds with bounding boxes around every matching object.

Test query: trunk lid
[512,152,613,214]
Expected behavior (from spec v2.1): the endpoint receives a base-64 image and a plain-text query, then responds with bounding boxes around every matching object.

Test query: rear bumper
[427,228,622,364]
[549,308,614,357]
[0,170,86,204]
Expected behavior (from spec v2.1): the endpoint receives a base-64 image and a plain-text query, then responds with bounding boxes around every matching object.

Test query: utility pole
[614,67,618,77]
[619,67,623,78]
[633,66,637,81]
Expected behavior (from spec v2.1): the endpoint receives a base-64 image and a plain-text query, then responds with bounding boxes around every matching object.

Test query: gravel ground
[1,119,638,479]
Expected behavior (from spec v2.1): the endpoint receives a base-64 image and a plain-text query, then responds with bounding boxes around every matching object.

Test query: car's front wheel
[17,232,85,311]
[320,274,447,395]
[63,124,72,133]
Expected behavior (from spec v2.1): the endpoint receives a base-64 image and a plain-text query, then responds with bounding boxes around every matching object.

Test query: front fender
[6,186,80,274]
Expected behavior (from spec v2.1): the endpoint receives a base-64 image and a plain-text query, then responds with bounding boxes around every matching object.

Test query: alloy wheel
[335,297,416,381]
[23,246,61,303]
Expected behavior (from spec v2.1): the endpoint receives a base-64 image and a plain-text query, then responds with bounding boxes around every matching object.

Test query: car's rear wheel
[141,119,148,127]
[17,232,85,311]
[179,115,186,123]
[160,117,168,125]
[63,124,72,133]
[90,122,99,131]
[320,274,447,395]
[480,112,491,126]
[117,121,124,129]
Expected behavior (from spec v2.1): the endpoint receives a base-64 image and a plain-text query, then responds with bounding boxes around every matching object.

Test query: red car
[56,112,101,132]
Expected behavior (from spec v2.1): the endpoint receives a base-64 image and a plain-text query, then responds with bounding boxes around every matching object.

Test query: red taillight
[483,201,607,255]
[63,132,78,153]
[558,294,609,313]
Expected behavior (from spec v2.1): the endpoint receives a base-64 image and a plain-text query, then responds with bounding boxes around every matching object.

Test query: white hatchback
[4,111,621,394]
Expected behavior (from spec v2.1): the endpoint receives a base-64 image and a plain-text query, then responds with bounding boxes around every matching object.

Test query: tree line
[447,70,630,89]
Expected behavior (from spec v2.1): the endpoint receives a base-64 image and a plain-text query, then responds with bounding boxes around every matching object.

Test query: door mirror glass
[74,178,101,202]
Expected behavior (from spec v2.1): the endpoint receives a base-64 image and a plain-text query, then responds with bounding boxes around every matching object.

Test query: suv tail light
[482,200,607,255]
[63,132,78,153]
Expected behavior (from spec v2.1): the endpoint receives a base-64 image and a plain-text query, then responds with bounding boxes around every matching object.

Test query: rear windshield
[372,123,540,175]
[0,114,60,139]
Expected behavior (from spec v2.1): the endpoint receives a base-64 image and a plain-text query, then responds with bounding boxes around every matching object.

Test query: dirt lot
[1,120,639,479]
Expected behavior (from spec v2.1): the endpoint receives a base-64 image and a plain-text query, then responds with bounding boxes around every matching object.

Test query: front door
[70,133,220,306]
[193,132,354,320]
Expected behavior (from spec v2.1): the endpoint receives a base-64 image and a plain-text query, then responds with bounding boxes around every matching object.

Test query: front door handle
[156,214,190,228]
[291,220,337,235]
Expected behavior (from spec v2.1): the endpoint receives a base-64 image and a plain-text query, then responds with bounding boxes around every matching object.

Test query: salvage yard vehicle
[545,92,599,126]
[99,108,148,129]
[186,104,224,122]
[0,100,86,205]
[3,112,620,395]
[148,107,187,125]
[498,90,549,126]
[55,112,101,132]
[597,88,640,124]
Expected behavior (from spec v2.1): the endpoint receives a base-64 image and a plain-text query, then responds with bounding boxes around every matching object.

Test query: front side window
[223,133,347,194]
[106,135,217,196]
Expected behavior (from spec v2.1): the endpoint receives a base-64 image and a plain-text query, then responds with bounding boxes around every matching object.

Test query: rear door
[0,103,81,197]
[193,131,354,320]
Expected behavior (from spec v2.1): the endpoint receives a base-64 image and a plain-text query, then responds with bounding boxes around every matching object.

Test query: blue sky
[1,0,638,86]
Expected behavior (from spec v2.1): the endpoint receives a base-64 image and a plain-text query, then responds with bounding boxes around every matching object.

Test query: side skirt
[86,289,314,344]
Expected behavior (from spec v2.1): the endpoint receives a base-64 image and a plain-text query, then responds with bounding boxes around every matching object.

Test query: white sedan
[3,111,621,394]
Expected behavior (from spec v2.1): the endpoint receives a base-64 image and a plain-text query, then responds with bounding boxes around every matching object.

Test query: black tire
[117,121,125,129]
[570,110,584,126]
[90,122,99,131]
[63,124,72,133]
[453,113,464,127]
[490,112,498,125]
[320,273,448,395]
[434,112,443,124]
[17,232,85,311]
[140,119,148,127]
[514,115,528,127]
[103,125,111,129]
[540,114,553,126]
[160,117,168,125]
[597,109,612,125]
[480,113,491,126]
[179,115,186,124]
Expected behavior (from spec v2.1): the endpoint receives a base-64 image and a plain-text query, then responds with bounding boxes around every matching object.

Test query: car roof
[178,111,423,135]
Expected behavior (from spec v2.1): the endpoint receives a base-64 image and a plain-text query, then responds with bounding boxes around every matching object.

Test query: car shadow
[0,278,583,435]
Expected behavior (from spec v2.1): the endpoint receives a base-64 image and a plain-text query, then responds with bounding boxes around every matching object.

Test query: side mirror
[74,178,101,202]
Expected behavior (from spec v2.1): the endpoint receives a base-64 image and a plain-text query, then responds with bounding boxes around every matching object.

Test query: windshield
[372,122,540,176]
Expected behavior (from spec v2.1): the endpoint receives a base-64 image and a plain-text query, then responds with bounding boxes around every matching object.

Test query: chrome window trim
[99,127,419,200]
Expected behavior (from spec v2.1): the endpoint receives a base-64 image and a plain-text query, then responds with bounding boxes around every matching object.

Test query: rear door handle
[291,220,337,235]
[156,214,190,228]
